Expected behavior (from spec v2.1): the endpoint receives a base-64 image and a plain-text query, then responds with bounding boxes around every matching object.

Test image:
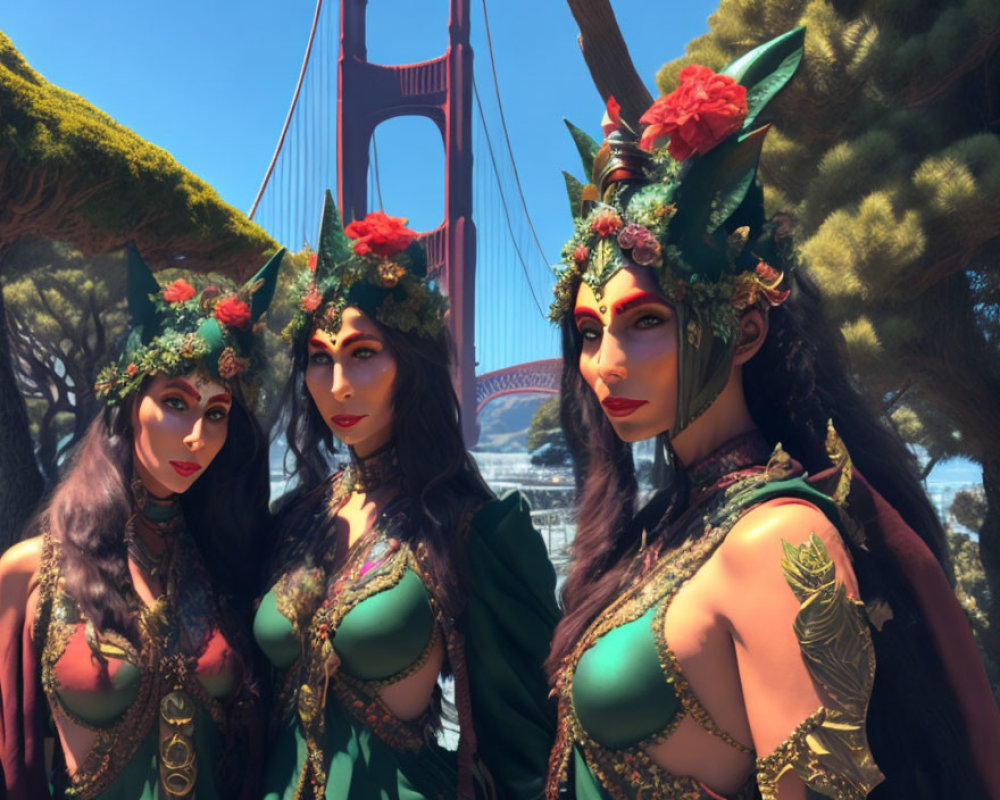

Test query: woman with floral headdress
[0,244,282,799]
[545,28,1000,800]
[254,192,558,800]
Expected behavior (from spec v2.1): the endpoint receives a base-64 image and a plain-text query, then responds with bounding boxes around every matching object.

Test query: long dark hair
[280,319,491,616]
[28,380,270,636]
[548,268,983,797]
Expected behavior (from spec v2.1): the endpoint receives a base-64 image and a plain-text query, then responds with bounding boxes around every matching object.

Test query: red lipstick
[169,460,202,477]
[332,414,367,429]
[601,397,648,417]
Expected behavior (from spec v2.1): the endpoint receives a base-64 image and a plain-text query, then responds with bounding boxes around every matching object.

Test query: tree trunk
[979,455,1000,691]
[0,276,45,550]
[565,0,654,129]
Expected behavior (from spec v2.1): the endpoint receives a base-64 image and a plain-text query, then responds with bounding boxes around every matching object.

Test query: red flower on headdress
[755,261,780,284]
[573,245,589,265]
[307,252,318,271]
[617,223,661,266]
[214,296,252,330]
[639,65,748,160]
[162,279,195,303]
[344,211,418,259]
[602,96,622,137]
[217,347,249,379]
[590,208,623,237]
[125,363,139,377]
[301,285,323,313]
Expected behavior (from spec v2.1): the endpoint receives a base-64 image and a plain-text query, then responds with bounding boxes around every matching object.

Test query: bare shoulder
[713,497,857,597]
[0,535,44,595]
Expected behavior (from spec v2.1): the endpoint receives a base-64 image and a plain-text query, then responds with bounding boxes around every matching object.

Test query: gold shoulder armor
[756,534,884,800]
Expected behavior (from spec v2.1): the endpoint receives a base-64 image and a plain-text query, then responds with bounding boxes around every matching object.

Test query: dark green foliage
[528,395,570,466]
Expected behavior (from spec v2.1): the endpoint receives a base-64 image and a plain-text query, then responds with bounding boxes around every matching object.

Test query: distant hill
[474,393,552,453]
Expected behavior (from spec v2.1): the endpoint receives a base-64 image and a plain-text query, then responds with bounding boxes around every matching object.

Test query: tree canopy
[0,32,276,274]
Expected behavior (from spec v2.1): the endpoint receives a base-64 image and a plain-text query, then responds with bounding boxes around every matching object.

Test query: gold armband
[756,535,884,800]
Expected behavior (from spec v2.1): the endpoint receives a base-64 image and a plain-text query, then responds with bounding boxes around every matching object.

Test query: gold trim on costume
[755,535,883,800]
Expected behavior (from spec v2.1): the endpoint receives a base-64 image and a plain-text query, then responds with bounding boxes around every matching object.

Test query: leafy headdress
[95,243,284,405]
[553,28,805,436]
[285,190,447,343]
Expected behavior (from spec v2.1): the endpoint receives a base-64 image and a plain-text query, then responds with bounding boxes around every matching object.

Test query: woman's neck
[671,371,757,469]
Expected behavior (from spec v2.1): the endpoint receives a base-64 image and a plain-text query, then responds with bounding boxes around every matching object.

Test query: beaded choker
[127,477,183,578]
[341,443,400,494]
[685,429,772,498]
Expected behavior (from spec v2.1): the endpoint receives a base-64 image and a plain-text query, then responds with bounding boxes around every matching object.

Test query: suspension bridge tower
[337,0,477,443]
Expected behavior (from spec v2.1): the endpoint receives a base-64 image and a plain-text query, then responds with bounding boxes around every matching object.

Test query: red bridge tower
[337,0,477,442]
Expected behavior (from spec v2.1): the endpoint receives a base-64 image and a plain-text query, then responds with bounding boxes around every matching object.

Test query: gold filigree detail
[756,535,883,799]
[824,420,853,507]
[547,467,780,800]
[159,690,197,798]
[36,529,250,799]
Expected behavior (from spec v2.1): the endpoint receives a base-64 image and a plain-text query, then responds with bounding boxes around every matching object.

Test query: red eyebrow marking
[612,290,670,316]
[165,378,201,402]
[308,335,332,350]
[339,331,380,349]
[206,393,232,406]
[573,306,602,325]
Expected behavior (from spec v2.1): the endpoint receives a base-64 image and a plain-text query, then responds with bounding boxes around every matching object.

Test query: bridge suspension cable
[478,0,551,269]
[472,78,546,319]
[248,0,324,220]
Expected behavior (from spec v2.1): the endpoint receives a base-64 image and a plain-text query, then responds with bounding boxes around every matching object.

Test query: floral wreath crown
[284,190,447,343]
[553,28,805,435]
[95,243,284,405]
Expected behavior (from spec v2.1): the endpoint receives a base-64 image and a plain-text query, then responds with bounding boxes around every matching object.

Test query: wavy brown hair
[278,319,491,618]
[24,381,270,635]
[547,268,983,798]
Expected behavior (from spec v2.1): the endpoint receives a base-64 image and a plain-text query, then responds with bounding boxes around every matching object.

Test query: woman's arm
[714,499,883,800]
[0,536,48,799]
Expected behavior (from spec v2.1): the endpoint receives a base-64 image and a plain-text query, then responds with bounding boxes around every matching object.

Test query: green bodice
[572,608,681,750]
[35,530,255,800]
[255,566,434,681]
[259,486,559,800]
[549,437,847,800]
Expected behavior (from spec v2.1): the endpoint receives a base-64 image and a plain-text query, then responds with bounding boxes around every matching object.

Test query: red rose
[755,261,780,284]
[639,65,748,160]
[590,208,623,237]
[301,285,322,313]
[307,252,318,271]
[214,295,252,330]
[125,363,139,377]
[344,211,418,258]
[573,245,589,265]
[162,279,196,303]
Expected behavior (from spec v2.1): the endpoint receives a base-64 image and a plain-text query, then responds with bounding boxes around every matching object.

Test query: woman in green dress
[0,244,282,799]
[255,193,558,800]
[545,28,1000,800]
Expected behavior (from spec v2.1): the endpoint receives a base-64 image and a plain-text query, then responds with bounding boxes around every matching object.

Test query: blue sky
[1,1,719,372]
[1,3,983,488]
[1,1,716,226]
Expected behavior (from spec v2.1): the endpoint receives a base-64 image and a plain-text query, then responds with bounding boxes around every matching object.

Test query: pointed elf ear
[126,241,160,336]
[245,248,285,322]
[315,189,352,283]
